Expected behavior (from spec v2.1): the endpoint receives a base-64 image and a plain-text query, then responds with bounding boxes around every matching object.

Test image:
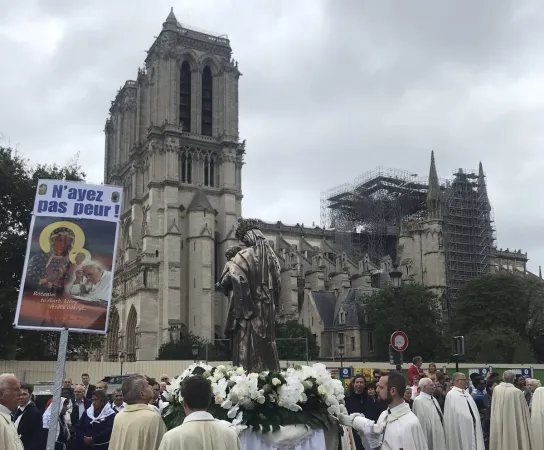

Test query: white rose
[217,365,226,371]
[272,378,281,386]
[317,385,328,396]
[215,395,224,404]
[249,373,259,380]
[236,367,245,375]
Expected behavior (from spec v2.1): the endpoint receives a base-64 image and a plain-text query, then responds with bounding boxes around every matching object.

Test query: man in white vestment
[159,376,240,450]
[531,386,544,449]
[69,261,112,301]
[413,378,446,450]
[0,373,24,450]
[490,370,533,450]
[444,372,484,450]
[339,371,428,450]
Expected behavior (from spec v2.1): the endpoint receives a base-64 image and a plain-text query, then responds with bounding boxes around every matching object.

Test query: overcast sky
[1,0,543,272]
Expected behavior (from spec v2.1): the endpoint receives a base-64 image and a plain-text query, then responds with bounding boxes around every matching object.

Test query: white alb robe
[444,387,484,450]
[490,383,533,450]
[531,387,544,449]
[158,411,240,450]
[413,393,446,450]
[352,401,428,450]
[0,405,24,450]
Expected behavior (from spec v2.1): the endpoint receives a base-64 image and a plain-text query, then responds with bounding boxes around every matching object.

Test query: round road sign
[391,331,409,352]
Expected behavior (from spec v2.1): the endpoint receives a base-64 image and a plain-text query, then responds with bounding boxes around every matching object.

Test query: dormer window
[339,310,346,324]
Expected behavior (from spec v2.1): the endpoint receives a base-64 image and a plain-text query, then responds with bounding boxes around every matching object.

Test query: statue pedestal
[238,425,355,450]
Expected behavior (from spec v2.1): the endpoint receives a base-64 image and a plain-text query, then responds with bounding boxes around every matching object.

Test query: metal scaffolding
[443,168,495,310]
[320,167,430,264]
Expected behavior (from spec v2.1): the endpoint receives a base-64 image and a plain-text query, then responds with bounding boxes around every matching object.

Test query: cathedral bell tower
[104,8,245,359]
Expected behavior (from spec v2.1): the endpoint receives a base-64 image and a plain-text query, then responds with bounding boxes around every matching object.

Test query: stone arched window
[201,66,213,136]
[180,61,191,132]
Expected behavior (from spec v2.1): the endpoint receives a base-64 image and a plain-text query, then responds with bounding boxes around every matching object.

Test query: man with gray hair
[444,372,484,450]
[69,260,112,301]
[489,370,533,450]
[0,373,24,450]
[413,378,446,450]
[108,375,166,450]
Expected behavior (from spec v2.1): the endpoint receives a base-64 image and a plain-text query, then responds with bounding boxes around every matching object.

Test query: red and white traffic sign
[391,331,409,352]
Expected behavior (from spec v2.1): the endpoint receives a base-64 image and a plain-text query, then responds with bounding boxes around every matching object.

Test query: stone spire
[163,7,178,31]
[426,150,441,219]
[477,161,491,210]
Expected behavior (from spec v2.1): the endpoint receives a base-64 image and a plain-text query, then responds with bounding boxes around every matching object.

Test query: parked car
[100,374,135,394]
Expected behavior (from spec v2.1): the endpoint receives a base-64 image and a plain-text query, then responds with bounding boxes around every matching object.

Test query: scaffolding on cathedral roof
[320,167,439,264]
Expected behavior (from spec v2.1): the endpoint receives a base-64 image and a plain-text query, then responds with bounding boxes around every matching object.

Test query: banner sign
[512,368,533,378]
[14,180,122,334]
[468,368,491,378]
[338,367,353,379]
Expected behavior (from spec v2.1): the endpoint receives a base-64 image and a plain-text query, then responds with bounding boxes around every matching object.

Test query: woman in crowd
[427,362,438,381]
[42,397,71,450]
[77,390,116,449]
[345,375,368,450]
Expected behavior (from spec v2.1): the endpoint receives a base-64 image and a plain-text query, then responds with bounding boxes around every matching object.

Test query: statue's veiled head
[235,218,262,246]
[225,245,242,260]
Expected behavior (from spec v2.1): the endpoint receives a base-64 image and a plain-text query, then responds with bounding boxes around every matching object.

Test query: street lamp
[118,351,126,378]
[338,344,345,369]
[389,264,404,372]
[191,344,199,363]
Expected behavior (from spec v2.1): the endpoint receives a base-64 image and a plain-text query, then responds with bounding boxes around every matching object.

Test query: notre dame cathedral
[103,9,531,361]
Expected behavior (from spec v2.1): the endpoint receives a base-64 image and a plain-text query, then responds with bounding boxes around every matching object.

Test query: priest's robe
[444,387,484,450]
[413,393,446,450]
[352,401,428,450]
[531,387,544,449]
[0,406,24,450]
[158,411,241,450]
[490,382,533,450]
[109,404,166,450]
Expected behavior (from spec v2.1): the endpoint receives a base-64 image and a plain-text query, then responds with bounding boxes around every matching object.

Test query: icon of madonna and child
[17,217,117,331]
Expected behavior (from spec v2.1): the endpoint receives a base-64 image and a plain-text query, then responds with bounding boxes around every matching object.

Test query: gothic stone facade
[104,10,243,361]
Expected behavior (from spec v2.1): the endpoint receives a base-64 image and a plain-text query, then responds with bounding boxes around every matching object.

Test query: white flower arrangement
[162,363,347,434]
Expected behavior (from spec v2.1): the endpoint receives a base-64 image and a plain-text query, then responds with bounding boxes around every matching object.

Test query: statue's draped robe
[223,235,281,372]
[531,387,544,449]
[413,393,447,450]
[490,383,533,450]
[444,387,485,450]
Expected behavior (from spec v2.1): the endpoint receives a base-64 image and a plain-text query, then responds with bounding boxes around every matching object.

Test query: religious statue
[215,218,282,372]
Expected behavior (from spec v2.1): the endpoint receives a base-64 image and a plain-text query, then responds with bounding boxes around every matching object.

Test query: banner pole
[46,328,69,450]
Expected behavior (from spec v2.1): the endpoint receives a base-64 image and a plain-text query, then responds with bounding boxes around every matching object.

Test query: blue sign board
[338,367,353,379]
[517,368,533,378]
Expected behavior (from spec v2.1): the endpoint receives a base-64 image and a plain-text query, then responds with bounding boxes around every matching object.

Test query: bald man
[0,373,24,450]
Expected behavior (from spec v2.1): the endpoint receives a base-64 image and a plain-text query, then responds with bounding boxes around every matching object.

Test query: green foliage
[453,272,544,362]
[462,327,535,364]
[360,283,447,361]
[0,147,100,360]
[275,320,320,361]
[156,332,231,361]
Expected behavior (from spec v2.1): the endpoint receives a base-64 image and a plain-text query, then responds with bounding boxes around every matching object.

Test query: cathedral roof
[427,150,440,202]
[311,291,336,328]
[187,189,215,214]
[166,7,177,23]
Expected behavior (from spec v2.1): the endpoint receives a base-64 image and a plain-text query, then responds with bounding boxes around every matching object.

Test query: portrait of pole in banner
[14,179,122,333]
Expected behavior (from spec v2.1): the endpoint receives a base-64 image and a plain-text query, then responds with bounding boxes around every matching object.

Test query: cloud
[1,0,543,271]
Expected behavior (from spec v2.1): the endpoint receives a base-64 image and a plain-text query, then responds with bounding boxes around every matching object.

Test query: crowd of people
[341,356,544,450]
[1,360,544,450]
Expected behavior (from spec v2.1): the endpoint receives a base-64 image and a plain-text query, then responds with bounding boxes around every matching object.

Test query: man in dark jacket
[13,382,43,450]
[81,373,95,400]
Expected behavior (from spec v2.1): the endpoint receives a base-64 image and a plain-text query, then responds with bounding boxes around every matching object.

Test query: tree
[275,321,320,361]
[0,147,102,360]
[358,283,447,362]
[453,272,544,362]
[462,327,535,364]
